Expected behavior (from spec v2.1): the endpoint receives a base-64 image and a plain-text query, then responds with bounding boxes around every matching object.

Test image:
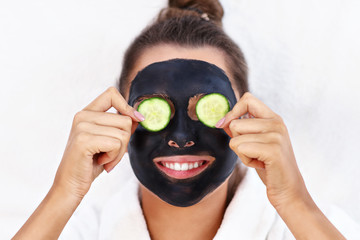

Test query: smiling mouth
[153,155,215,180]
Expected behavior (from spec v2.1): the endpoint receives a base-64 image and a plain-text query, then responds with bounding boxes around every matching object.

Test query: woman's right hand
[52,87,144,200]
[14,87,144,240]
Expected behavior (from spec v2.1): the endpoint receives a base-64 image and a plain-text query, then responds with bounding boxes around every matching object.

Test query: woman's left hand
[217,92,346,239]
[217,92,308,210]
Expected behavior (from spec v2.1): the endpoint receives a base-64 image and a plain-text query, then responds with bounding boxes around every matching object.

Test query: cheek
[129,130,163,150]
[199,128,230,147]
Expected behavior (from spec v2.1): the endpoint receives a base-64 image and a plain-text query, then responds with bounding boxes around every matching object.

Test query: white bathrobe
[60,159,360,239]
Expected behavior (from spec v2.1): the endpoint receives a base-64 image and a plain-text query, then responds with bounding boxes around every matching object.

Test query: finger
[97,135,128,166]
[222,113,254,137]
[94,130,129,167]
[83,87,144,122]
[236,150,265,169]
[96,141,124,166]
[234,142,267,169]
[74,111,133,132]
[230,140,271,169]
[117,109,139,134]
[229,118,285,137]
[103,149,127,173]
[78,133,121,157]
[229,133,280,150]
[235,142,275,166]
[75,122,131,141]
[99,136,129,172]
[218,92,278,128]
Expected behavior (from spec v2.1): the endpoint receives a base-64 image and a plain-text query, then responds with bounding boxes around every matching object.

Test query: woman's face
[126,45,240,207]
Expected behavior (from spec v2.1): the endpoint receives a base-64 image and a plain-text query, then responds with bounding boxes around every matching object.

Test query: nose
[166,110,196,148]
[168,140,195,148]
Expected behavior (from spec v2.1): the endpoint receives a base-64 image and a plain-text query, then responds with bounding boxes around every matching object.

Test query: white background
[1,0,360,238]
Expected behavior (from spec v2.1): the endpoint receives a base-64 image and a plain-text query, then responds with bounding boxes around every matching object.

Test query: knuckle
[242,92,252,100]
[274,114,284,123]
[271,143,282,156]
[242,92,255,105]
[228,120,237,131]
[110,138,121,149]
[278,121,287,134]
[272,118,285,133]
[125,104,134,113]
[122,115,133,128]
[118,102,133,115]
[106,86,118,95]
[242,92,254,104]
[120,130,131,142]
[272,119,281,130]
[270,132,283,143]
[74,132,90,146]
[104,137,120,152]
[75,121,88,132]
[239,156,250,166]
[124,130,131,139]
[73,111,84,124]
[279,124,287,134]
[229,138,237,150]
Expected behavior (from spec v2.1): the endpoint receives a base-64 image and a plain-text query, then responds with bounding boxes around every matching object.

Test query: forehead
[125,44,240,100]
[128,59,235,105]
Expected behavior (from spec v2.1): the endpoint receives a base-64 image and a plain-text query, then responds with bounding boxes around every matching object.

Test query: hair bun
[159,0,224,26]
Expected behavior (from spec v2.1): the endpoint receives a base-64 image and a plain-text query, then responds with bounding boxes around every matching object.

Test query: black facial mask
[128,59,238,207]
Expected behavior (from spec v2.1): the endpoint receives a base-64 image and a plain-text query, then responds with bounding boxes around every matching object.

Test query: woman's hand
[53,87,143,200]
[14,87,144,240]
[217,92,345,239]
[217,92,305,209]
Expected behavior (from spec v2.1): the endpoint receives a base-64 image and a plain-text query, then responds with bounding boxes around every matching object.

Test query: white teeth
[189,163,194,170]
[162,161,205,171]
[174,163,181,171]
[181,163,189,171]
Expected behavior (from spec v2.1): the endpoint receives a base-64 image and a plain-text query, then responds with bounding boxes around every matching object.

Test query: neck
[140,179,229,240]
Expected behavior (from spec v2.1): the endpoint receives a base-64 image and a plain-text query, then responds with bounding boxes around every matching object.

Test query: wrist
[275,192,345,239]
[274,188,314,217]
[13,182,83,239]
[50,182,84,205]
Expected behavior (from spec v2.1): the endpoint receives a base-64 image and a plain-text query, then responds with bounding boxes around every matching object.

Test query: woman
[14,0,353,239]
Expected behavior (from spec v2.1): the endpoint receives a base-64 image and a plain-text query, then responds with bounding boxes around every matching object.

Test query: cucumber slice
[137,97,171,132]
[196,93,230,128]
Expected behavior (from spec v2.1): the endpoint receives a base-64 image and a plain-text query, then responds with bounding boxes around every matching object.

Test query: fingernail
[134,111,145,122]
[215,117,225,128]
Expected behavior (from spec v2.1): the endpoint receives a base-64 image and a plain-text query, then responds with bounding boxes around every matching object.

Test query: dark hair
[117,0,248,99]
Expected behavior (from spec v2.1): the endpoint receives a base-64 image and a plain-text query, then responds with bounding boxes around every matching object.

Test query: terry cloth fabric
[60,160,360,239]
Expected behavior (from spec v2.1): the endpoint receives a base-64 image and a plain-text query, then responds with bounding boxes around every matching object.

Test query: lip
[153,155,215,180]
